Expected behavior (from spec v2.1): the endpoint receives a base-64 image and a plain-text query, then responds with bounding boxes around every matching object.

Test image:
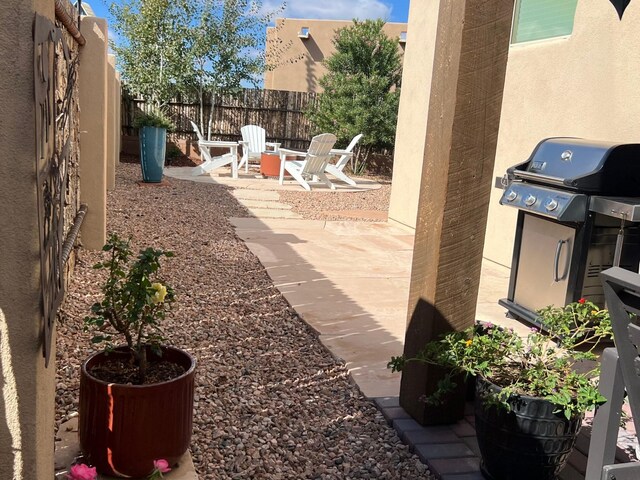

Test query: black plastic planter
[474,377,582,480]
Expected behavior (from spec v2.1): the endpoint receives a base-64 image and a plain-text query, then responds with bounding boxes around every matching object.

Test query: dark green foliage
[109,0,193,107]
[132,108,174,130]
[84,233,175,382]
[389,300,613,419]
[307,19,403,170]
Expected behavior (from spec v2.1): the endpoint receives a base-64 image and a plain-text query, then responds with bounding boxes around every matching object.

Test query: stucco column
[387,1,439,231]
[78,17,108,249]
[107,54,117,190]
[0,1,56,478]
[399,0,513,424]
[116,71,122,163]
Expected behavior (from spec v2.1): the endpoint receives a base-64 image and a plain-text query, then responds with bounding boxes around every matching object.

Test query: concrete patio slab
[232,189,281,201]
[241,207,302,219]
[230,213,522,399]
[235,198,293,209]
[164,166,381,193]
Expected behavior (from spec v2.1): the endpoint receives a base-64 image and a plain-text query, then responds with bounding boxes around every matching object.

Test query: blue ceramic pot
[139,126,167,182]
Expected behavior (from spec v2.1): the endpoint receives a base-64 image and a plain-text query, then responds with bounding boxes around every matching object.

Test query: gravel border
[56,163,430,479]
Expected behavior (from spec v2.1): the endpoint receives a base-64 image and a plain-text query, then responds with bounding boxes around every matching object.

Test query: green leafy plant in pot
[389,299,612,480]
[133,108,174,183]
[79,233,196,478]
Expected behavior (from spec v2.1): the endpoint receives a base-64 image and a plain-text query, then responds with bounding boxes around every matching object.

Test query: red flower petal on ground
[153,459,171,473]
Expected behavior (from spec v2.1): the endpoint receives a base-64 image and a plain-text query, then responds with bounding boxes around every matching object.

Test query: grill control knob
[545,199,559,212]
[505,190,517,202]
[524,194,537,207]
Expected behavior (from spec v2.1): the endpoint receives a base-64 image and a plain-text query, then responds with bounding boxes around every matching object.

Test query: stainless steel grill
[498,137,640,329]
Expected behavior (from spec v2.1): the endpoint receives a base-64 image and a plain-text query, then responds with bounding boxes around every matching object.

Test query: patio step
[232,189,280,201]
[237,199,292,210]
[244,207,302,219]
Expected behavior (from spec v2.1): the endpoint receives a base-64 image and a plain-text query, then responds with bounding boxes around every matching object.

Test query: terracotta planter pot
[79,346,196,478]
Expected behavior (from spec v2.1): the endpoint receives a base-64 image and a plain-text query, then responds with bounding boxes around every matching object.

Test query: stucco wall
[265,18,407,93]
[389,0,640,268]
[78,17,108,250]
[387,0,439,231]
[0,1,57,478]
[484,0,640,266]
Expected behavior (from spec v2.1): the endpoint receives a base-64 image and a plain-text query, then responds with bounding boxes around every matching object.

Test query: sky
[86,0,410,27]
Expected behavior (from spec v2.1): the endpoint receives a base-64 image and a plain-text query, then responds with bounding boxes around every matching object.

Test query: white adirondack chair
[189,120,236,177]
[238,125,281,172]
[278,133,337,191]
[324,133,363,186]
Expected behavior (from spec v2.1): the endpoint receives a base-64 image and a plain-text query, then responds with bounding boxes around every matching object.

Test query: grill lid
[508,137,640,195]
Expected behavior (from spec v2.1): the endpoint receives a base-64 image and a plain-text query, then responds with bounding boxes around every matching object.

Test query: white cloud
[262,0,391,21]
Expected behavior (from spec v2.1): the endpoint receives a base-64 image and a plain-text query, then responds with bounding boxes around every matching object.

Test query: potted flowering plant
[79,233,196,478]
[389,299,612,480]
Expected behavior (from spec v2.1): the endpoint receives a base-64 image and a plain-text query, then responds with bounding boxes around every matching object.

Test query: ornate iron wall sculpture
[34,12,80,367]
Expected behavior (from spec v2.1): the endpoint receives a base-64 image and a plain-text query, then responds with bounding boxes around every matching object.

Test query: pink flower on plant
[154,459,171,473]
[67,463,97,480]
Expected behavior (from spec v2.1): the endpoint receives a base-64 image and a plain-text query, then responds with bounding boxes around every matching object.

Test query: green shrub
[133,108,174,131]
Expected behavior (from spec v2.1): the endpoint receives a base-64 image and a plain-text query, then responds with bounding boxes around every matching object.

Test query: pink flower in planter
[67,464,97,480]
[153,459,171,473]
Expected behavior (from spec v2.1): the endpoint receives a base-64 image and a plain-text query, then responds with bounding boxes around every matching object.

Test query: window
[511,0,578,44]
[298,27,310,39]
[399,31,407,43]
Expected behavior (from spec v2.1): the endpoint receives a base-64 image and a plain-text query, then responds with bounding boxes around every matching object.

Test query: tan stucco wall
[265,18,407,93]
[79,17,108,250]
[0,1,57,478]
[390,0,640,268]
[387,0,440,231]
[107,54,117,191]
[485,0,640,267]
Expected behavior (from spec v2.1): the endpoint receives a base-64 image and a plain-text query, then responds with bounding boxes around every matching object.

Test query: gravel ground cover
[277,177,391,222]
[56,163,429,479]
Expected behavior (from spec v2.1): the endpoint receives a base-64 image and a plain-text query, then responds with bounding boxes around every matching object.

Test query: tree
[307,19,403,172]
[109,0,192,107]
[188,0,300,139]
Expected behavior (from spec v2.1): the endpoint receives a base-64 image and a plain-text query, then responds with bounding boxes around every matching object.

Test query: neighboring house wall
[389,0,640,268]
[265,18,407,93]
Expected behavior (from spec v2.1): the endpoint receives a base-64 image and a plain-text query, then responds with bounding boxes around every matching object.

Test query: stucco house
[389,0,640,268]
[264,18,407,93]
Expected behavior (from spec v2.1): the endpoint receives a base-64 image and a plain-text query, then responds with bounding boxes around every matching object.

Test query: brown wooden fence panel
[121,88,318,150]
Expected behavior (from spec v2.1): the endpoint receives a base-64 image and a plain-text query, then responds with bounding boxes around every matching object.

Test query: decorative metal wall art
[34,13,78,367]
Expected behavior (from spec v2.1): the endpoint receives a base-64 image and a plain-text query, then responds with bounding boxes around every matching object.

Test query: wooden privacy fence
[122,88,318,150]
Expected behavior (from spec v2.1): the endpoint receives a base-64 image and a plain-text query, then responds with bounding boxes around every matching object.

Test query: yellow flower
[591,310,598,315]
[465,339,472,347]
[151,282,167,304]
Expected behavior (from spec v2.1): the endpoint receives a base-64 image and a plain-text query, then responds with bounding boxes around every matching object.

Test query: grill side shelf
[589,197,640,222]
